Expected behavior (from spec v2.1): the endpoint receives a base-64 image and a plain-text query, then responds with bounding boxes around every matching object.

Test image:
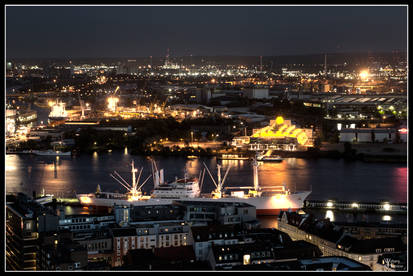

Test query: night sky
[6,5,408,58]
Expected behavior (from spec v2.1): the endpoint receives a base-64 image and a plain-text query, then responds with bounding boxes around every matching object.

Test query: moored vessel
[76,157,311,215]
[48,99,68,122]
[256,150,283,162]
[217,154,251,160]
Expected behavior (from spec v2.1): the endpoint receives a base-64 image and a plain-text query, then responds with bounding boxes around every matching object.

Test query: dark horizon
[7,51,407,68]
[6,5,408,59]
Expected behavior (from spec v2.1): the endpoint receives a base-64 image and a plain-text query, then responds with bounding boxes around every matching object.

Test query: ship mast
[203,162,231,199]
[131,160,137,194]
[110,160,151,201]
[253,157,260,192]
[217,164,222,190]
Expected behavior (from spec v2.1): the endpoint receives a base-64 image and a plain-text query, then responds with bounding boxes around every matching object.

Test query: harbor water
[6,151,407,226]
[6,150,407,203]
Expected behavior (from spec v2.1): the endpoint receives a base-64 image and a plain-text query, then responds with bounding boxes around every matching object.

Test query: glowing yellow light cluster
[107,96,119,112]
[49,101,68,118]
[96,76,107,84]
[270,194,291,208]
[79,196,92,204]
[251,116,309,145]
[275,116,284,125]
[128,195,142,201]
[297,133,308,145]
[359,70,369,80]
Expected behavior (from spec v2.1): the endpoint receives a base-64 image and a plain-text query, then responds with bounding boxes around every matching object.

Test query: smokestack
[154,170,160,188]
[159,169,164,185]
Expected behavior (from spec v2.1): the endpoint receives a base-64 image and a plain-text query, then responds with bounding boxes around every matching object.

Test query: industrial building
[244,87,270,99]
[232,116,314,151]
[339,128,397,143]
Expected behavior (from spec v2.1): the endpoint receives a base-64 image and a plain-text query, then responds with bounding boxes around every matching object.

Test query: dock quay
[303,200,407,214]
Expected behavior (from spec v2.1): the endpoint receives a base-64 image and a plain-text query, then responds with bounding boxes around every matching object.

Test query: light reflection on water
[5,152,408,204]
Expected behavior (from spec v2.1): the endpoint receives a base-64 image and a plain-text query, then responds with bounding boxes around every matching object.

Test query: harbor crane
[107,86,120,113]
[78,92,85,119]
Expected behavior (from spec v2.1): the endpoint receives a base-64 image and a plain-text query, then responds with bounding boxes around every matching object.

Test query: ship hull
[257,158,283,162]
[48,117,67,122]
[217,157,250,160]
[77,191,311,216]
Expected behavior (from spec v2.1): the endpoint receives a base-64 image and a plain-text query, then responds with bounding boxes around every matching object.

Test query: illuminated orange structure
[251,116,310,146]
[107,96,119,112]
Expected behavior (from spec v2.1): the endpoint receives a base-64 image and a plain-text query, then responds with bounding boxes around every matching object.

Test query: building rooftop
[191,224,243,242]
[336,235,406,254]
[111,227,138,237]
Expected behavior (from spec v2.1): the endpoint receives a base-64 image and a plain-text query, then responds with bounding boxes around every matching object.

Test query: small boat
[217,154,250,160]
[256,155,283,162]
[256,150,283,162]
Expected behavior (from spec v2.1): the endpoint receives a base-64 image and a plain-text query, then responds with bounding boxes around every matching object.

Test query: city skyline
[5,3,408,272]
[6,5,408,58]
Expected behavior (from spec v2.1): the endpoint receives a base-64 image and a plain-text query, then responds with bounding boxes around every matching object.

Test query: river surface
[5,150,407,204]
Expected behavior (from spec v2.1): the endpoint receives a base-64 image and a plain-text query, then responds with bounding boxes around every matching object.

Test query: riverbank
[7,139,407,164]
[319,142,407,163]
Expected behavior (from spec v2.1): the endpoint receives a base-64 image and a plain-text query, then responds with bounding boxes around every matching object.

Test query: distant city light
[359,70,369,80]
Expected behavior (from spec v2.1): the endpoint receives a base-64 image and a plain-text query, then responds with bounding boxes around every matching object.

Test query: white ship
[48,100,68,122]
[76,158,311,215]
[217,154,251,160]
[76,160,201,207]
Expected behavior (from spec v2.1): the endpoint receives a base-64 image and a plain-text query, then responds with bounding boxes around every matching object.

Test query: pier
[303,200,407,214]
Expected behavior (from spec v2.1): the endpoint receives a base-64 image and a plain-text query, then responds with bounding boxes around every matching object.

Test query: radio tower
[260,56,263,72]
[165,48,170,67]
[324,53,327,76]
